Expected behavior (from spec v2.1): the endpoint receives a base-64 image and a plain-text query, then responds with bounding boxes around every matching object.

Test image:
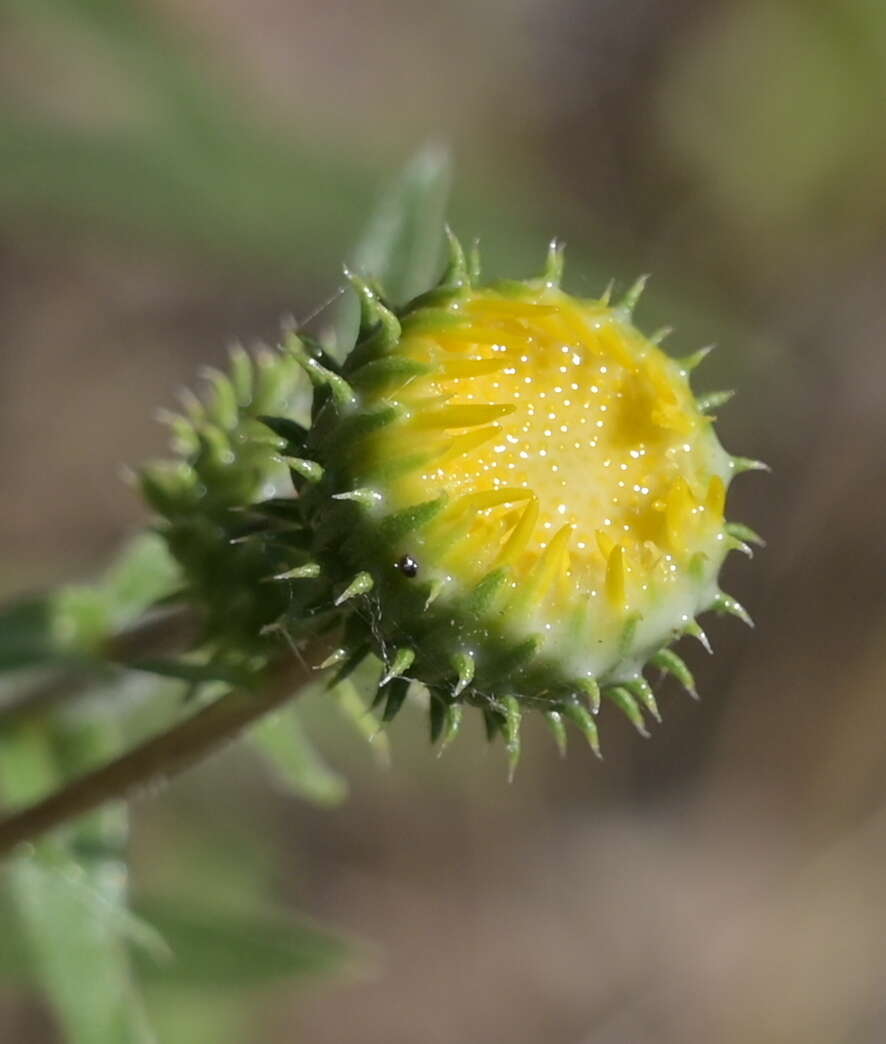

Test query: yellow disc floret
[353,273,733,683]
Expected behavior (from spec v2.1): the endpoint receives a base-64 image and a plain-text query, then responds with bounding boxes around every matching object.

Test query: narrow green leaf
[333,679,391,767]
[329,145,452,354]
[0,595,56,671]
[0,722,156,1044]
[132,897,351,988]
[249,705,347,807]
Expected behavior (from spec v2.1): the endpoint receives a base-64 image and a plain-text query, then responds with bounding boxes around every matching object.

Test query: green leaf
[0,595,57,671]
[125,657,251,689]
[334,678,391,768]
[0,722,157,1044]
[329,145,452,355]
[98,532,182,622]
[132,896,352,989]
[5,852,157,1044]
[0,534,181,676]
[249,704,347,807]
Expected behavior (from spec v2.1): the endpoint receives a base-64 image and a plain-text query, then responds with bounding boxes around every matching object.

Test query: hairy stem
[0,640,331,857]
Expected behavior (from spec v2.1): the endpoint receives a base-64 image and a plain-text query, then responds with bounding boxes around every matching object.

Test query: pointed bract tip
[619,274,650,314]
[283,332,357,409]
[467,238,482,285]
[452,651,476,697]
[651,648,697,699]
[267,562,321,582]
[379,647,416,687]
[332,488,384,509]
[318,648,348,671]
[685,620,713,654]
[344,267,401,347]
[731,456,771,475]
[696,389,735,414]
[440,226,469,289]
[575,677,601,715]
[334,571,374,606]
[562,700,602,758]
[543,239,565,287]
[725,521,766,548]
[625,677,660,723]
[424,577,447,610]
[713,593,754,628]
[544,710,568,758]
[503,695,522,782]
[381,676,410,723]
[607,686,650,738]
[437,702,463,756]
[285,457,324,482]
[678,344,715,373]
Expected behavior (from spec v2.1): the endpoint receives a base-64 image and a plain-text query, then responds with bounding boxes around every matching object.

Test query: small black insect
[396,554,420,578]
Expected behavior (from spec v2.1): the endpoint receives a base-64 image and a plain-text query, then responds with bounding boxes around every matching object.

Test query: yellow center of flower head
[355,277,734,682]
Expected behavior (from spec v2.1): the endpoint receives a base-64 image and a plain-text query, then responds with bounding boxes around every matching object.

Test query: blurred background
[2,1,886,1041]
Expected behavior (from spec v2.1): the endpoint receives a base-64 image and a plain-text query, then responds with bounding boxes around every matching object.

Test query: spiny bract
[142,233,764,770]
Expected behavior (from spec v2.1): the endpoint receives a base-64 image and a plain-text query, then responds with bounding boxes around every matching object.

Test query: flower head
[145,233,764,767]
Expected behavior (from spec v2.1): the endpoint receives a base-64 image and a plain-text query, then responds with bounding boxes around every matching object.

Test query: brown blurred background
[2,1,886,1041]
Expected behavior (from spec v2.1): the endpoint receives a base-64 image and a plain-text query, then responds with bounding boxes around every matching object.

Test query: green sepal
[258,415,309,450]
[284,333,357,410]
[712,593,754,627]
[380,494,449,542]
[429,695,447,743]
[575,677,601,715]
[544,709,567,757]
[696,389,735,413]
[677,345,714,372]
[332,488,384,510]
[561,699,602,758]
[500,636,542,681]
[731,456,770,475]
[267,563,321,581]
[605,686,649,737]
[379,647,416,687]
[199,366,239,428]
[325,642,372,690]
[334,571,374,606]
[483,706,506,743]
[331,404,406,450]
[344,270,402,351]
[618,274,649,314]
[438,702,463,753]
[503,695,522,781]
[462,568,508,615]
[381,676,410,722]
[284,457,324,483]
[725,521,766,547]
[542,238,565,288]
[349,355,435,391]
[451,651,475,697]
[650,648,697,698]
[623,677,660,722]
[439,226,469,290]
[684,620,712,654]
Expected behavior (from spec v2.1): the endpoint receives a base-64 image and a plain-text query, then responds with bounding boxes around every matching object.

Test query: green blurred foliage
[2,0,886,1041]
[0,83,449,1038]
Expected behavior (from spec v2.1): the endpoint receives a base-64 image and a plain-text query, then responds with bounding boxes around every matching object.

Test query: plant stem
[0,641,330,858]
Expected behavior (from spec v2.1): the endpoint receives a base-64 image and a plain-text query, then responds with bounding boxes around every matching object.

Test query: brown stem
[0,641,331,858]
